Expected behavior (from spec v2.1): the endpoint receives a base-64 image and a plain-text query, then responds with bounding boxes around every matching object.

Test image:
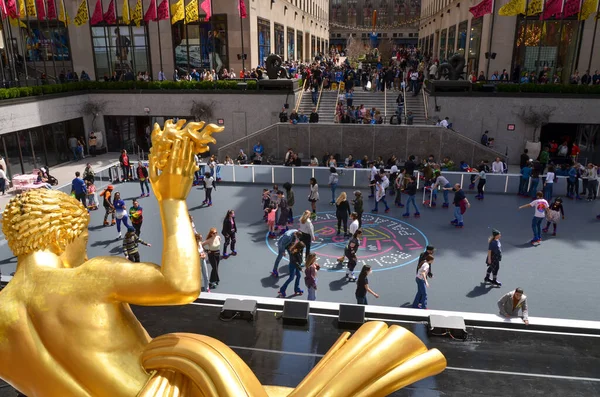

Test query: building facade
[0,0,329,84]
[418,0,600,81]
[329,0,420,52]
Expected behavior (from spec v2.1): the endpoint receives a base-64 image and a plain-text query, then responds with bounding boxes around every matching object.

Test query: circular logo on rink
[266,212,429,272]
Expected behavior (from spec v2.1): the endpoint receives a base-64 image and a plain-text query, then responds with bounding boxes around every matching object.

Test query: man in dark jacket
[519,149,530,169]
[404,155,417,177]
[71,171,87,207]
[309,109,319,123]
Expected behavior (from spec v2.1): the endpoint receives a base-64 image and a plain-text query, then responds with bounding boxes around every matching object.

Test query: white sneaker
[117,233,122,239]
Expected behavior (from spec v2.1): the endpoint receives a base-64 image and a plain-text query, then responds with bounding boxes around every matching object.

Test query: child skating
[473,165,487,200]
[267,204,277,238]
[308,177,319,219]
[338,229,362,282]
[402,175,420,218]
[304,253,320,301]
[542,197,565,236]
[203,172,215,206]
[278,241,306,298]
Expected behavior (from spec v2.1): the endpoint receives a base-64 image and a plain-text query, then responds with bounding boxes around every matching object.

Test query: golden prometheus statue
[0,119,445,396]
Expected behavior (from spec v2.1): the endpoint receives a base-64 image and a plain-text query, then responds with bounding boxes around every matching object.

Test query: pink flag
[541,0,563,19]
[157,0,168,20]
[469,0,494,18]
[144,0,157,21]
[90,0,104,25]
[200,0,211,20]
[238,0,247,18]
[35,0,46,19]
[0,0,7,18]
[4,0,17,18]
[562,0,581,17]
[103,0,116,23]
[47,0,57,19]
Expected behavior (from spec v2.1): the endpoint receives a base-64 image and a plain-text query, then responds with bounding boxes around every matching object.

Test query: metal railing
[333,82,342,121]
[295,79,308,113]
[203,164,595,196]
[423,89,429,120]
[403,83,408,120]
[315,80,325,113]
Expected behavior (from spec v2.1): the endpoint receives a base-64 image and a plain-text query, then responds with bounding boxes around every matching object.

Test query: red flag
[157,0,168,19]
[238,0,247,18]
[5,0,17,18]
[541,0,563,19]
[103,0,116,23]
[200,0,211,20]
[90,0,104,25]
[469,0,494,18]
[144,0,156,21]
[562,0,581,17]
[47,0,57,19]
[35,0,46,19]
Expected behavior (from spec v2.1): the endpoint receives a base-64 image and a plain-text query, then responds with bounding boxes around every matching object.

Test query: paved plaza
[1,180,598,322]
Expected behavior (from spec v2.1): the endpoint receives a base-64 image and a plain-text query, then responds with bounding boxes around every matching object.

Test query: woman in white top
[412,255,433,309]
[195,233,211,293]
[308,177,319,218]
[202,228,221,289]
[0,165,10,195]
[298,210,316,257]
[348,212,360,235]
[543,165,555,201]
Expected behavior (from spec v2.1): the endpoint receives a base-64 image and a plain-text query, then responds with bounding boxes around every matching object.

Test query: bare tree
[516,106,555,142]
[80,100,107,130]
[377,38,395,63]
[345,37,370,63]
[190,101,215,122]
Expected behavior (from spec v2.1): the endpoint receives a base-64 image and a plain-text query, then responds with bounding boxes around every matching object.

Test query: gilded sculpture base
[0,120,446,397]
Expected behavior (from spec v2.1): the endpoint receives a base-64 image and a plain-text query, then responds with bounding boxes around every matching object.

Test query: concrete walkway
[0,152,121,209]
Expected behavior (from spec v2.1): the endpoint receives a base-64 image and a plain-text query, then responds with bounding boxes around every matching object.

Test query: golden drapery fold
[139,322,446,397]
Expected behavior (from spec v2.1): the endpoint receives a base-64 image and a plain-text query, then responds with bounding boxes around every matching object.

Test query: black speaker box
[220,299,257,321]
[428,314,467,339]
[282,301,310,326]
[338,304,365,329]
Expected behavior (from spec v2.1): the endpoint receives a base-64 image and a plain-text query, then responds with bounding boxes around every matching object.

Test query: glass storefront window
[447,25,456,58]
[172,14,228,75]
[104,116,138,153]
[468,18,483,75]
[297,31,303,61]
[429,35,434,56]
[439,29,447,61]
[258,18,271,66]
[92,24,150,80]
[287,28,295,61]
[457,21,468,57]
[0,119,83,177]
[311,35,316,58]
[23,21,72,81]
[513,17,580,83]
[275,23,284,58]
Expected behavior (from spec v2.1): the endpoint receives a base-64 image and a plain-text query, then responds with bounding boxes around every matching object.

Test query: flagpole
[156,7,162,75]
[239,1,245,79]
[4,13,18,83]
[0,19,8,83]
[210,0,215,75]
[569,0,584,77]
[181,0,187,77]
[586,1,600,73]
[99,0,111,79]
[485,0,496,79]
[17,3,30,84]
[28,0,49,83]
[519,0,531,83]
[84,0,100,80]
[555,0,568,82]
[42,0,58,81]
[126,1,137,76]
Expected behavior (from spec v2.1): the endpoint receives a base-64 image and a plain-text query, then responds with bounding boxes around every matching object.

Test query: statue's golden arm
[82,200,200,306]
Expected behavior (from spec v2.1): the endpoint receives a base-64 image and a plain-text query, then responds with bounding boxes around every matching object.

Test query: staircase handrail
[295,79,308,113]
[423,89,429,121]
[316,80,325,113]
[333,82,342,121]
[403,82,408,120]
[217,124,280,158]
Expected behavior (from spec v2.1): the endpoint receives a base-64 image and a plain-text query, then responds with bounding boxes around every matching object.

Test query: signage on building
[217,119,224,125]
[507,124,515,131]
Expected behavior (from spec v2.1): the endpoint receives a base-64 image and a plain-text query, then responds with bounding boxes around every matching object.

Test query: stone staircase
[296,87,430,125]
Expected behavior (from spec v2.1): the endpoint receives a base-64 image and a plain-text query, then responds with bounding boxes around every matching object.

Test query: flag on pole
[25,0,35,17]
[238,0,247,18]
[184,0,197,23]
[103,0,115,23]
[200,0,211,20]
[144,0,156,21]
[122,0,130,24]
[564,0,582,17]
[132,0,142,25]
[90,0,103,24]
[170,0,183,24]
[58,0,69,24]
[498,0,525,15]
[35,0,45,19]
[157,0,168,19]
[1,0,8,18]
[73,0,88,25]
[17,0,24,17]
[469,0,494,18]
[6,0,18,18]
[526,0,544,14]
[47,0,57,19]
[579,0,597,18]
[541,0,562,19]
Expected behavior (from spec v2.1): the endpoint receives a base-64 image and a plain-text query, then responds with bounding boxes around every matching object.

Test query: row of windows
[331,0,420,24]
[288,0,328,21]
[423,0,453,17]
[259,17,327,63]
[330,32,417,38]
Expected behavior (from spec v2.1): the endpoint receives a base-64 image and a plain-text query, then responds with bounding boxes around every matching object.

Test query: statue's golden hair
[2,189,89,256]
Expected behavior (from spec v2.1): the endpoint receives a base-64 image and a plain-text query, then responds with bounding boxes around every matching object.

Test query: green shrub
[246,80,258,90]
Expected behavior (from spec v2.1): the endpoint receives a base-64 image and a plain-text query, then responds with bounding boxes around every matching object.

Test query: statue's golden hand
[149,119,223,201]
